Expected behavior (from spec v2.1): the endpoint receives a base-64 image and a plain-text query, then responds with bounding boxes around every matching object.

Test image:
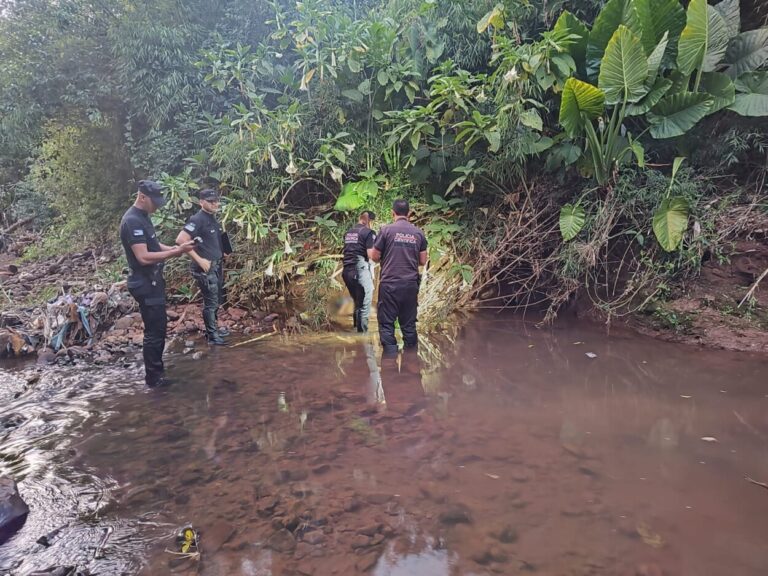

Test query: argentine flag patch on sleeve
[133,229,144,236]
[184,222,196,232]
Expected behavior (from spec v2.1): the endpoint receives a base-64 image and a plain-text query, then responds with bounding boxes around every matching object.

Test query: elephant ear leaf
[729,72,768,116]
[677,0,730,75]
[653,197,689,251]
[713,0,740,39]
[724,29,768,79]
[559,204,586,241]
[554,11,590,72]
[585,0,643,78]
[598,25,649,105]
[647,92,713,139]
[559,78,605,137]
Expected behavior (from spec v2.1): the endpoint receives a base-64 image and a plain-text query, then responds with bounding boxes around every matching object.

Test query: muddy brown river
[1,316,767,575]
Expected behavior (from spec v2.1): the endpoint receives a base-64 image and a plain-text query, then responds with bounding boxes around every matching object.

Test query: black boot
[214,309,230,337]
[207,334,227,346]
[382,344,399,357]
[204,309,226,345]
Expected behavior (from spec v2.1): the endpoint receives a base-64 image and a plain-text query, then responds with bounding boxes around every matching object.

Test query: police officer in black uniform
[175,189,229,345]
[119,180,194,387]
[342,210,376,333]
[371,199,428,356]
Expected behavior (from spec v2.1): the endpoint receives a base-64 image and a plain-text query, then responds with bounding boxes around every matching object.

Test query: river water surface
[1,316,767,575]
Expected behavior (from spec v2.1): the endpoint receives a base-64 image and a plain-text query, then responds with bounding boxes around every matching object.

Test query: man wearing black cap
[371,199,428,356]
[342,210,376,333]
[119,180,194,387]
[175,189,229,345]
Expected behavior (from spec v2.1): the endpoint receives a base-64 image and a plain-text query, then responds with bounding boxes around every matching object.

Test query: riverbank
[0,243,280,366]
[1,231,767,366]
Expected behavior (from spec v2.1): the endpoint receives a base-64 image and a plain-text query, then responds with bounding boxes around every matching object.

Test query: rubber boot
[204,309,226,345]
[382,344,399,358]
[215,309,230,337]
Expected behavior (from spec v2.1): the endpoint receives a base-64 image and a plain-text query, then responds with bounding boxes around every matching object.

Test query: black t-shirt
[183,209,223,263]
[343,223,375,268]
[119,206,162,274]
[373,218,428,285]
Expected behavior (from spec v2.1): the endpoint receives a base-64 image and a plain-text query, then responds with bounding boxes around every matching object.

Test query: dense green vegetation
[1,0,767,327]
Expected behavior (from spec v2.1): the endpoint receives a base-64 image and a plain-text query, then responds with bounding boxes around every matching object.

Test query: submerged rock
[438,503,473,525]
[0,476,29,544]
[267,528,296,553]
[29,567,87,576]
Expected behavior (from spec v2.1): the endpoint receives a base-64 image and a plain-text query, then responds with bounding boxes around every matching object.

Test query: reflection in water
[373,541,454,576]
[377,349,426,417]
[363,342,385,407]
[1,319,768,575]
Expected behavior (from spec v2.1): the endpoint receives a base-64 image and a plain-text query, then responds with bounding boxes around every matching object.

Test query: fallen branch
[733,410,767,441]
[229,327,277,348]
[1,216,34,236]
[739,266,768,308]
[745,476,768,491]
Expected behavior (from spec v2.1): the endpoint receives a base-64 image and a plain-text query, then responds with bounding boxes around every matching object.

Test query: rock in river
[0,476,29,544]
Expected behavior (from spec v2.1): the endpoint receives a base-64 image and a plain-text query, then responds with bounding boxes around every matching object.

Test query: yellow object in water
[636,521,664,548]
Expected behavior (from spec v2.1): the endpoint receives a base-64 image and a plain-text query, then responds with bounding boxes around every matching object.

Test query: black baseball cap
[199,189,221,202]
[137,180,167,207]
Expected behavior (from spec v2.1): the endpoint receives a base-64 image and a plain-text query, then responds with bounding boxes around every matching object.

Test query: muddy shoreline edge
[1,240,767,370]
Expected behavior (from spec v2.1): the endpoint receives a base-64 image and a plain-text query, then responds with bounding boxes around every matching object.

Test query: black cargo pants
[128,270,167,387]
[377,281,419,356]
[192,260,224,339]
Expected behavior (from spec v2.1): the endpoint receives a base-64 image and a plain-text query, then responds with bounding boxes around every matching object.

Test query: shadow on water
[1,316,768,575]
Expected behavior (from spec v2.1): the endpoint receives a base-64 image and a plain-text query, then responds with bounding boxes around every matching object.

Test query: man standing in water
[371,199,428,356]
[175,189,230,345]
[119,180,194,387]
[342,210,376,333]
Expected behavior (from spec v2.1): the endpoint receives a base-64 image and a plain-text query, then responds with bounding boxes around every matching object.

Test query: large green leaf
[599,25,649,104]
[554,11,589,72]
[653,197,689,252]
[677,0,730,75]
[646,32,669,86]
[730,94,768,116]
[729,72,768,116]
[559,78,606,137]
[648,92,713,139]
[586,0,642,78]
[734,71,768,94]
[559,204,586,241]
[700,72,735,113]
[477,4,505,33]
[702,6,730,71]
[724,29,768,79]
[519,108,543,131]
[627,77,673,116]
[334,180,379,212]
[713,0,740,39]
[631,0,657,54]
[650,0,686,45]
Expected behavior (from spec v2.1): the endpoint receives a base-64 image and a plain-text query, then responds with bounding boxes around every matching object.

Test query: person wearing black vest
[342,210,376,333]
[175,189,230,345]
[371,199,428,356]
[119,180,194,387]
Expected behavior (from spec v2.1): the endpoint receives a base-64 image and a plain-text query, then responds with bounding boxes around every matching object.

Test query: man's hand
[199,257,212,273]
[177,240,195,255]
